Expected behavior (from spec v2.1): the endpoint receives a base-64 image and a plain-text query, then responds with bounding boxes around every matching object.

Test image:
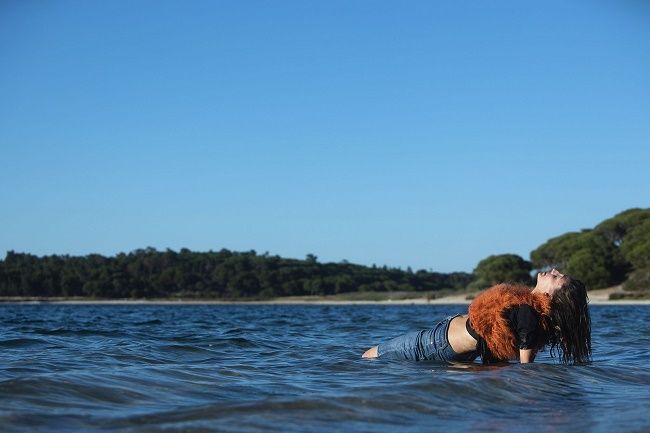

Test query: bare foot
[362,346,378,358]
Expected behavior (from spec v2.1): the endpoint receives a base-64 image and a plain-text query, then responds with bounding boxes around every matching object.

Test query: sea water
[1,304,649,433]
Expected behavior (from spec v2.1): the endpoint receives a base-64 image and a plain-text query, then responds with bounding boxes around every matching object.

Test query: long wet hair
[546,277,592,364]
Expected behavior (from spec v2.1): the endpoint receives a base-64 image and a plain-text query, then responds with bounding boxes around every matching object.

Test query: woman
[362,269,591,364]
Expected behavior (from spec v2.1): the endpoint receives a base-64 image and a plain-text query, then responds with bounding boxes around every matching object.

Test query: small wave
[160,344,216,354]
[102,398,374,429]
[0,376,150,408]
[223,337,257,348]
[581,364,650,387]
[0,338,45,348]
[196,337,260,349]
[33,328,123,337]
[134,319,163,326]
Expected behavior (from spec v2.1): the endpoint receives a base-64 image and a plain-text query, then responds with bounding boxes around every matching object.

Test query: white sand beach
[2,286,649,305]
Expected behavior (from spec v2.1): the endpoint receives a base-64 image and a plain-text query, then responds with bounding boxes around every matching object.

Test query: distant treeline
[2,207,648,299]
[0,249,472,299]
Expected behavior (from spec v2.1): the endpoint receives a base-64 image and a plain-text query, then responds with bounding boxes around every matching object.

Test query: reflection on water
[0,304,649,433]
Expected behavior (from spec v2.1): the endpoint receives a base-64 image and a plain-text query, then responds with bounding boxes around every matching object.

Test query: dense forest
[0,249,472,299]
[1,207,648,299]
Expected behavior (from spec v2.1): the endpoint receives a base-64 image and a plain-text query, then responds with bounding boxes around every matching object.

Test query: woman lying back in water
[362,269,591,364]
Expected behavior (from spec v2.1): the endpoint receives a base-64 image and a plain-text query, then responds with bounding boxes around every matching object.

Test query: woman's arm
[519,349,536,363]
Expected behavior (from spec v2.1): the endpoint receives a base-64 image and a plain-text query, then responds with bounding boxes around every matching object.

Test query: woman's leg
[376,330,431,360]
[367,316,476,362]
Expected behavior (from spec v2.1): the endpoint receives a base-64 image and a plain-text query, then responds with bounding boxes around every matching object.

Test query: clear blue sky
[1,1,648,272]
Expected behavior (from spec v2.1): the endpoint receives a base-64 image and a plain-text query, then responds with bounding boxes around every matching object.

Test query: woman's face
[534,268,569,297]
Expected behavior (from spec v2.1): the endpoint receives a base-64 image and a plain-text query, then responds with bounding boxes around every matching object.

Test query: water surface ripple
[1,304,649,432]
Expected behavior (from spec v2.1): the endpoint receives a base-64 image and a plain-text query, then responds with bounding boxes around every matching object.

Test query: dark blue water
[1,304,649,433]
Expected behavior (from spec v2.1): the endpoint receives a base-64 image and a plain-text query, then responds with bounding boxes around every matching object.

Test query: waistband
[465,318,480,341]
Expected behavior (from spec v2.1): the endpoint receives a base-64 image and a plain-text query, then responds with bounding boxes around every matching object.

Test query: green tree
[618,218,650,291]
[595,208,650,246]
[620,219,650,270]
[473,254,532,289]
[530,230,627,288]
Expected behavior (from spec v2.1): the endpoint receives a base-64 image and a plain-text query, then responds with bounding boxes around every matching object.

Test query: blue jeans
[377,315,478,362]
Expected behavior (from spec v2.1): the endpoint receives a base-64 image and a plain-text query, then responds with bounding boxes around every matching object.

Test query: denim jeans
[377,315,478,362]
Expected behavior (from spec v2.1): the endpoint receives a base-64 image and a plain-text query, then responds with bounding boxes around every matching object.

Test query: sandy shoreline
[2,287,649,306]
